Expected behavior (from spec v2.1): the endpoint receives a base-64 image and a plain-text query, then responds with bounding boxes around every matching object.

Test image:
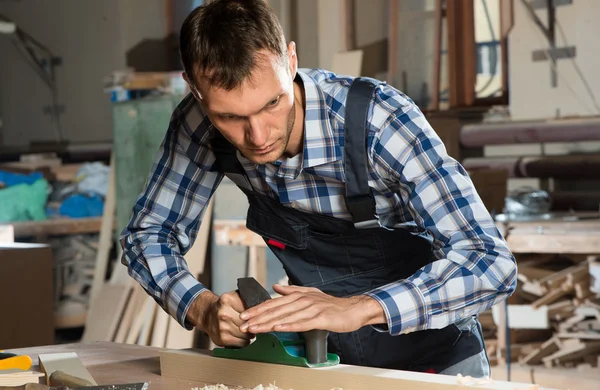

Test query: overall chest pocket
[305,228,387,286]
[246,206,387,287]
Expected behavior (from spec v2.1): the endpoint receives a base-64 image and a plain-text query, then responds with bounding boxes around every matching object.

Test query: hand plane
[212,277,340,368]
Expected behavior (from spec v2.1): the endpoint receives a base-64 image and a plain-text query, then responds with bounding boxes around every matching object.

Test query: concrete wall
[0,0,169,147]
[488,0,600,192]
[508,0,600,120]
[390,0,437,105]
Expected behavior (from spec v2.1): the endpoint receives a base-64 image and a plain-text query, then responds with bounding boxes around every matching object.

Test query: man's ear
[182,72,202,100]
[287,41,298,78]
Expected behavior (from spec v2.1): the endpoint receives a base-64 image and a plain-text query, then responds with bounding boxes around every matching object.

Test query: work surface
[6,341,597,389]
[6,341,202,389]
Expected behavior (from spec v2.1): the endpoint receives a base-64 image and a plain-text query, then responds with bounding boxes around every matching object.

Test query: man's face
[187,44,299,165]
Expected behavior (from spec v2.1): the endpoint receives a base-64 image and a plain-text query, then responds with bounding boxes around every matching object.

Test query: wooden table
[5,341,209,390]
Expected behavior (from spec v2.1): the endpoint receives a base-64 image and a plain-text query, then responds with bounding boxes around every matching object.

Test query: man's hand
[187,290,253,347]
[239,284,386,334]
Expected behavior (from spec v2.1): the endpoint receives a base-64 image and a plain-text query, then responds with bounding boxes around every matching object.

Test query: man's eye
[221,114,237,120]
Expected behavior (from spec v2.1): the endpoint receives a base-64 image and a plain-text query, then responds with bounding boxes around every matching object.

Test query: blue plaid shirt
[120,68,517,336]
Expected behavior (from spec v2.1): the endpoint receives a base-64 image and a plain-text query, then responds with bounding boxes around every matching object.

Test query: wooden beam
[386,0,399,86]
[505,231,600,254]
[160,349,548,389]
[7,217,104,238]
[430,0,443,111]
[446,0,476,108]
[499,0,514,103]
[342,0,356,51]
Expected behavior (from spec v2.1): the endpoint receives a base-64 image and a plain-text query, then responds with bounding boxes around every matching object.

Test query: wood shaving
[192,384,285,390]
[192,385,343,390]
[456,374,498,387]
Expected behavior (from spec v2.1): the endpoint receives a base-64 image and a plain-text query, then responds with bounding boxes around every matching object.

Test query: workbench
[5,341,197,390]
[6,341,599,389]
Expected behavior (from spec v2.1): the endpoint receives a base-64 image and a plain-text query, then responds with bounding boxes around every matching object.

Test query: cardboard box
[0,243,54,349]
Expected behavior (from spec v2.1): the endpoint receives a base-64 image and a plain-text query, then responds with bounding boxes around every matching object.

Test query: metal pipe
[550,191,600,211]
[460,117,600,147]
[463,154,600,178]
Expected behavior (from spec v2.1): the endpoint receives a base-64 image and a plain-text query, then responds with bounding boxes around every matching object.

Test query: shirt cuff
[163,270,208,330]
[363,279,429,336]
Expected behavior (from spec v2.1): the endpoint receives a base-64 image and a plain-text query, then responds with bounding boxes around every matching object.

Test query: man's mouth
[251,142,276,155]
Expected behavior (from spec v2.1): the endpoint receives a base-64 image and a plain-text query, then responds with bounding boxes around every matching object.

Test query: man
[120,0,517,377]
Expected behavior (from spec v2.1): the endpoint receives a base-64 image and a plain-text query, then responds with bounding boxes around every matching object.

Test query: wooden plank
[8,217,103,238]
[520,336,561,365]
[88,153,116,306]
[0,370,45,386]
[248,246,267,288]
[503,305,549,329]
[506,232,600,254]
[114,284,146,343]
[126,296,154,344]
[159,349,547,390]
[81,284,130,342]
[38,353,97,386]
[150,309,170,348]
[164,199,214,349]
[556,332,600,340]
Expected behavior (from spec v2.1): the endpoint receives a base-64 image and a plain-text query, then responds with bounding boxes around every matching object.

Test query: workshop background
[0,0,599,389]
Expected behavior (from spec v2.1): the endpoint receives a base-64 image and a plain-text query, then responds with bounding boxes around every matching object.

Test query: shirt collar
[271,69,342,179]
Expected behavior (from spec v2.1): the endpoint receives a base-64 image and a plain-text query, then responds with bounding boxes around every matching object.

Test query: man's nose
[246,116,269,147]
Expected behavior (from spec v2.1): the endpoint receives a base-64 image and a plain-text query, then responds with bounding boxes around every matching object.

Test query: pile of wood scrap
[51,233,100,329]
[492,255,600,369]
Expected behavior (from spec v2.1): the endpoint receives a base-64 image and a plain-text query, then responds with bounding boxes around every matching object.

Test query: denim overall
[208,78,489,376]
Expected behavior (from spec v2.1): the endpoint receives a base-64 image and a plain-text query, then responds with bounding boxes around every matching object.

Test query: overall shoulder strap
[343,77,380,228]
[209,130,254,191]
[209,130,245,175]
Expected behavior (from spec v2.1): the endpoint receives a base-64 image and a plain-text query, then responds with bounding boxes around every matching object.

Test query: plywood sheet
[0,244,54,349]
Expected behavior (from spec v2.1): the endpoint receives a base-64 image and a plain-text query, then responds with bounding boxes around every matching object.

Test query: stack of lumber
[81,197,214,349]
[495,255,600,369]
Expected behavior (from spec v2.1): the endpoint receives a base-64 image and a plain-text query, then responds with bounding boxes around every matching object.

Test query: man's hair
[180,0,287,91]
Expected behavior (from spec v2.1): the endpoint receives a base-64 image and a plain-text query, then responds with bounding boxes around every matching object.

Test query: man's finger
[222,291,246,313]
[241,291,304,319]
[229,293,247,314]
[222,319,254,339]
[245,305,317,333]
[246,296,314,329]
[220,333,252,348]
[272,284,316,295]
[221,305,247,328]
[273,320,315,333]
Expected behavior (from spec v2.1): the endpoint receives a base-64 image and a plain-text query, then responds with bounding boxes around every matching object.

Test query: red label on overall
[267,239,286,250]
